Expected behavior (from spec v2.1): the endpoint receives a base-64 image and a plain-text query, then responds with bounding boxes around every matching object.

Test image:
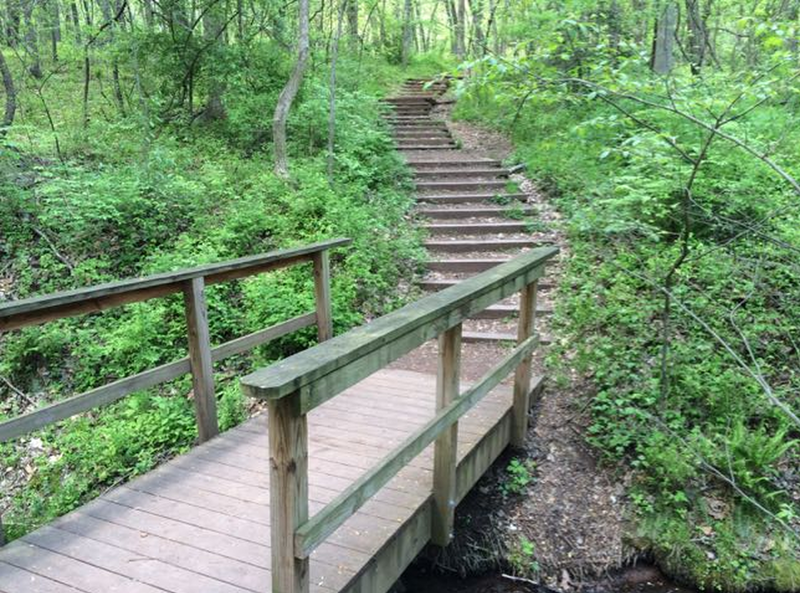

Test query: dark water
[397,564,696,593]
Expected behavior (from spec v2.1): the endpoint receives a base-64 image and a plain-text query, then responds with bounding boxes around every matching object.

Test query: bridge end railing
[241,245,559,593]
[0,238,350,545]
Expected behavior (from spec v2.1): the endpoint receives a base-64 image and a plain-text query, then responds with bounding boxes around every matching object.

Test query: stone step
[416,193,528,204]
[424,239,551,252]
[407,159,503,168]
[418,206,536,219]
[416,180,509,191]
[425,222,532,235]
[415,169,509,179]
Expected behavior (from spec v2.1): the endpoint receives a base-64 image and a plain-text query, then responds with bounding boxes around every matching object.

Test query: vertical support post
[512,279,538,447]
[0,513,5,547]
[312,250,333,342]
[183,276,219,443]
[268,394,309,593]
[432,323,462,546]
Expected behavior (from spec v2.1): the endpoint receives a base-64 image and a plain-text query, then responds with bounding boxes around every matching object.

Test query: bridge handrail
[0,238,350,444]
[240,245,559,593]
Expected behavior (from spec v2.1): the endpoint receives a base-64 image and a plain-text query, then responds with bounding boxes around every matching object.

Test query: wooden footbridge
[0,81,559,593]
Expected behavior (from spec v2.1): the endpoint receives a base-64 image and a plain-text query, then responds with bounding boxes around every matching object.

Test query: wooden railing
[240,245,559,593]
[0,238,350,446]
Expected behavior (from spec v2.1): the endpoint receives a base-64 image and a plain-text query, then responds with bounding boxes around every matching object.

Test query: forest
[0,0,799,591]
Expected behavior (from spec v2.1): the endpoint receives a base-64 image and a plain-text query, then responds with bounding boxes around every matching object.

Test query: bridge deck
[0,368,517,593]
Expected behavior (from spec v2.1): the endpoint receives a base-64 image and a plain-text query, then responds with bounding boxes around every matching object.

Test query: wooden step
[425,259,509,272]
[399,144,457,150]
[397,138,453,147]
[395,128,449,134]
[396,133,452,140]
[416,180,509,191]
[462,331,517,344]
[425,222,532,235]
[475,304,554,319]
[462,331,552,345]
[382,96,436,104]
[416,193,528,204]
[417,207,535,219]
[424,239,550,252]
[418,278,554,291]
[415,169,509,179]
[407,159,503,168]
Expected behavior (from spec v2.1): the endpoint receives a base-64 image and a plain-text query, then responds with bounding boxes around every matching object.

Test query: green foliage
[500,457,536,497]
[453,41,800,591]
[0,45,425,543]
[507,536,539,576]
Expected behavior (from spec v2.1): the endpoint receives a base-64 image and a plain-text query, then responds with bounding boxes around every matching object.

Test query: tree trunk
[5,0,22,46]
[650,1,677,74]
[469,0,483,55]
[328,0,347,183]
[346,0,357,45]
[202,0,226,120]
[401,0,412,65]
[0,48,16,131]
[685,0,708,74]
[455,0,465,58]
[273,0,309,177]
[23,0,42,78]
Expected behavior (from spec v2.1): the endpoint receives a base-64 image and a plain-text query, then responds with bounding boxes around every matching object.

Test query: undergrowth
[0,50,449,540]
[453,67,800,591]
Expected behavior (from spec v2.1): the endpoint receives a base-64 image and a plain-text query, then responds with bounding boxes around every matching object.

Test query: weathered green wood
[512,280,538,447]
[0,313,316,443]
[183,277,219,443]
[0,238,350,332]
[312,251,333,342]
[269,393,310,593]
[293,334,539,559]
[242,246,558,412]
[431,324,461,546]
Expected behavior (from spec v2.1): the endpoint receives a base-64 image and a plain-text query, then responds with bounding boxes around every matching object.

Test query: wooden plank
[512,280,538,447]
[184,277,219,442]
[0,312,316,443]
[0,561,84,593]
[431,324,461,546]
[241,246,558,406]
[313,251,333,342]
[22,525,250,593]
[0,238,351,331]
[268,393,310,593]
[293,336,538,559]
[0,540,164,593]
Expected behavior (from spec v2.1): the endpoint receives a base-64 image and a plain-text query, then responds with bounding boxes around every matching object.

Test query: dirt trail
[384,78,632,591]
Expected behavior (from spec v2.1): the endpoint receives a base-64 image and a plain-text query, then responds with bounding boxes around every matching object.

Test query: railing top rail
[241,245,558,407]
[0,238,351,332]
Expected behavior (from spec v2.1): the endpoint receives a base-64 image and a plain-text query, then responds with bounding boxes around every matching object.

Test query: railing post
[268,393,309,593]
[432,323,462,546]
[512,280,538,447]
[312,251,333,342]
[183,276,219,443]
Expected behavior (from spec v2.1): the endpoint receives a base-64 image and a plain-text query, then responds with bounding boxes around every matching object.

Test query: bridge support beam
[512,279,539,447]
[268,393,310,593]
[432,323,462,546]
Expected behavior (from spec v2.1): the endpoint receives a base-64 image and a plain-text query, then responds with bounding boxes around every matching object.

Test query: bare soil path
[383,78,633,592]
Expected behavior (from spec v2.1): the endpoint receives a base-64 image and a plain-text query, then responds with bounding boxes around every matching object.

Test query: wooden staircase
[383,78,555,344]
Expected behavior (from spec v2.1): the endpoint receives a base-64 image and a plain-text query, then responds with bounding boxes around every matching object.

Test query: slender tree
[273,0,309,177]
